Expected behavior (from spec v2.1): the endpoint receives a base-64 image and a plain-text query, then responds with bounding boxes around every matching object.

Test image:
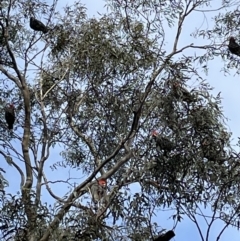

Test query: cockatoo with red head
[151,130,174,154]
[89,178,107,204]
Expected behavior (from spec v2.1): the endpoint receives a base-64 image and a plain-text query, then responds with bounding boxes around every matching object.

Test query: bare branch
[0,149,25,187]
[0,65,21,88]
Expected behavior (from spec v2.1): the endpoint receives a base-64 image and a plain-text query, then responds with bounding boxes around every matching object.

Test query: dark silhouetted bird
[5,104,15,130]
[228,37,240,56]
[151,130,175,155]
[153,230,175,241]
[30,17,48,34]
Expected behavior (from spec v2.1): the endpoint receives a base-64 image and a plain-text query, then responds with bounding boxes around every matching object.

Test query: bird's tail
[8,124,13,130]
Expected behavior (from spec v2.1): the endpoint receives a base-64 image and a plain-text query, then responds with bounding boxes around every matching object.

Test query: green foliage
[0,0,240,240]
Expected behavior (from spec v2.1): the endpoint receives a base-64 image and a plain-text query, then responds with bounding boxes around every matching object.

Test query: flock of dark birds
[3,18,240,132]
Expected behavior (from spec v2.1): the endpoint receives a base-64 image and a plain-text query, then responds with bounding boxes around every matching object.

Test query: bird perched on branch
[172,82,195,103]
[228,37,240,57]
[89,179,107,204]
[153,230,175,241]
[30,17,48,34]
[5,104,15,130]
[151,130,174,155]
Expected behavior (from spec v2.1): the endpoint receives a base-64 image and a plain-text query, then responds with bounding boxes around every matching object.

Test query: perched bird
[228,37,240,56]
[153,230,175,241]
[172,82,195,103]
[89,179,107,204]
[30,17,48,34]
[5,104,15,130]
[151,130,174,155]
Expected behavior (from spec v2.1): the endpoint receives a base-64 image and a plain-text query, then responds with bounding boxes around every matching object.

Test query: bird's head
[98,179,107,187]
[229,36,235,42]
[151,130,158,137]
[9,104,14,109]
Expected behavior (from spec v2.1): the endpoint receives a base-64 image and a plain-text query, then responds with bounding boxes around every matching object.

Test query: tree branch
[39,150,133,241]
[0,150,25,187]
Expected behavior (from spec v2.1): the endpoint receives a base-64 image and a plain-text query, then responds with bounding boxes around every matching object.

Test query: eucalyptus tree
[0,0,239,241]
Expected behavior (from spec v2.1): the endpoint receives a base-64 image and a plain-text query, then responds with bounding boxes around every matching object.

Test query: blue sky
[2,0,240,240]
